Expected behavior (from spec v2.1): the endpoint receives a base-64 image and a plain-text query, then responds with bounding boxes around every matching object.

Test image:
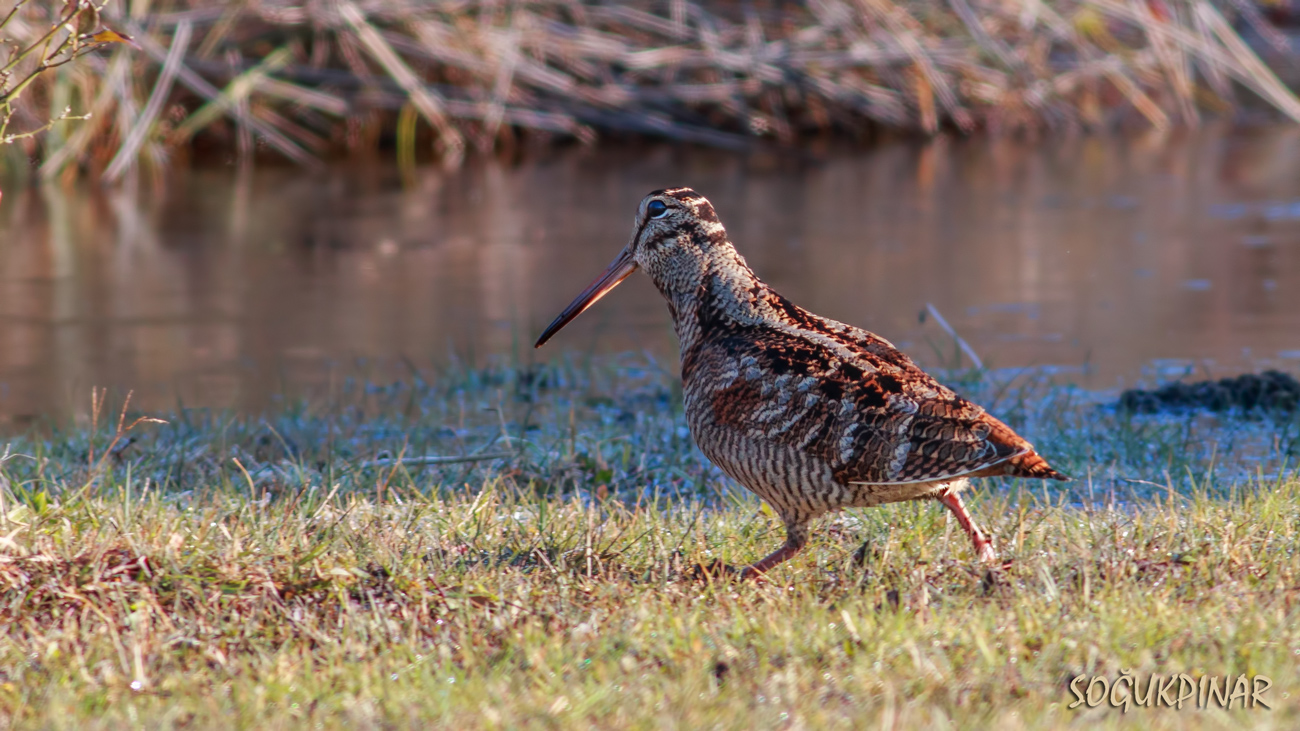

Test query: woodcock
[535,188,1068,578]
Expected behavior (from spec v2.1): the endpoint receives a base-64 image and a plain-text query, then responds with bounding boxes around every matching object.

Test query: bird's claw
[980,563,1013,595]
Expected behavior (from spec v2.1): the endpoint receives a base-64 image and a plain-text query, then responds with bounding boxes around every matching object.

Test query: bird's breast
[681,350,850,514]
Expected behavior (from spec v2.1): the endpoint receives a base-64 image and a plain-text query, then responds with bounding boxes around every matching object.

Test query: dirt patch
[1118,370,1300,414]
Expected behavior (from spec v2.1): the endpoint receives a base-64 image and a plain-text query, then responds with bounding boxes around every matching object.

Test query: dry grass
[1,357,1298,728]
[3,0,1300,182]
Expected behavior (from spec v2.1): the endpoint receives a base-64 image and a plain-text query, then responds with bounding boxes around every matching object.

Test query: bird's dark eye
[647,200,669,219]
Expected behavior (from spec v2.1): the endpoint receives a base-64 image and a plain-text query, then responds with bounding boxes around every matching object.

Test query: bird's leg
[938,490,996,563]
[739,520,808,580]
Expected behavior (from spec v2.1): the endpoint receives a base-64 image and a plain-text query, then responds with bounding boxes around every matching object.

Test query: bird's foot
[689,559,737,581]
[852,541,882,567]
[980,561,1014,595]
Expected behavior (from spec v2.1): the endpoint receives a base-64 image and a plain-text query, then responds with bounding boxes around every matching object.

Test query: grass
[1,356,1299,728]
[5,0,1300,183]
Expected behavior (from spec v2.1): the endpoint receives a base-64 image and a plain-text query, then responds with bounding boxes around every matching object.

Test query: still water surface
[2,126,1300,427]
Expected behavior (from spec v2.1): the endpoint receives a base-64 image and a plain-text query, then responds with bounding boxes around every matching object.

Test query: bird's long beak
[535,246,639,347]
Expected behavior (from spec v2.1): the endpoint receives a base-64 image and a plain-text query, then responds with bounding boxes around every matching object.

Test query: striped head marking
[634,187,727,252]
[630,188,733,299]
[535,187,749,348]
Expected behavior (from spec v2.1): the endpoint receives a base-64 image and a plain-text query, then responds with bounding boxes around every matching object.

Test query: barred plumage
[537,187,1068,578]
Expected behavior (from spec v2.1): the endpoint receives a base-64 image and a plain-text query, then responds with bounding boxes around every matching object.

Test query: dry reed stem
[171,44,294,142]
[3,0,1300,179]
[338,0,465,162]
[125,23,322,170]
[102,20,191,182]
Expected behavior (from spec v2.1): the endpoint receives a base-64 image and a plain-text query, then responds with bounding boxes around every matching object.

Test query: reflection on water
[3,125,1300,426]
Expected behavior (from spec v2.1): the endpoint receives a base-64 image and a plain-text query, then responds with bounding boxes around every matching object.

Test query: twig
[360,452,514,469]
[925,303,983,370]
[38,51,129,178]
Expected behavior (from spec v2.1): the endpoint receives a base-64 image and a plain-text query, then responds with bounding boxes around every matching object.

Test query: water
[3,125,1300,427]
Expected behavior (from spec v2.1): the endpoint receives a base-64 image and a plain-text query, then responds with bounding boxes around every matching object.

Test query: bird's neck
[658,243,770,353]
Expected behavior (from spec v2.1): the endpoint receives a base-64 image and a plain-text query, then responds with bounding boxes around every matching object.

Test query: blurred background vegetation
[4,0,1300,186]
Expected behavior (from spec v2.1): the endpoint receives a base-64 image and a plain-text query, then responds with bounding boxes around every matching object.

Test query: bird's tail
[1003,450,1070,481]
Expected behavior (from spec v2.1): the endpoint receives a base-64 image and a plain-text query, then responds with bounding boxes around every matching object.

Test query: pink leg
[938,490,997,563]
[737,521,809,580]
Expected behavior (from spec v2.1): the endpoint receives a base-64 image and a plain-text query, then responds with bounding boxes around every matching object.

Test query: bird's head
[535,187,742,347]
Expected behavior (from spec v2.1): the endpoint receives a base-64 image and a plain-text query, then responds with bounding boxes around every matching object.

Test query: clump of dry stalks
[3,0,1300,181]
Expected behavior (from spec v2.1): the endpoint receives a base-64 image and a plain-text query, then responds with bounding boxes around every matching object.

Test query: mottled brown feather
[690,290,1065,487]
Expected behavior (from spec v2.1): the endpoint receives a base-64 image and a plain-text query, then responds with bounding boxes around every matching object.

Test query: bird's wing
[695,316,1041,485]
